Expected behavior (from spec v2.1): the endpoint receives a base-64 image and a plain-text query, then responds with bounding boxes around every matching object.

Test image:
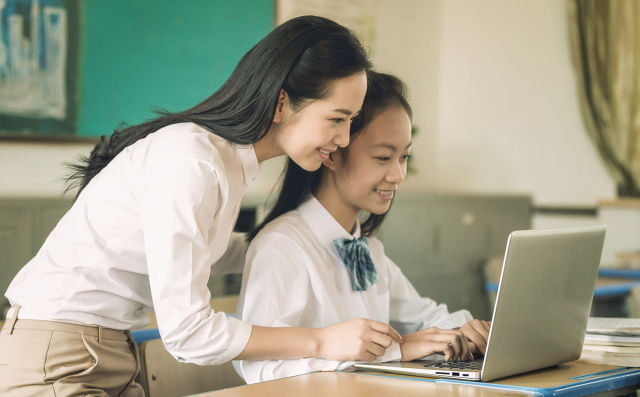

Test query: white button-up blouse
[237,196,472,383]
[6,122,258,365]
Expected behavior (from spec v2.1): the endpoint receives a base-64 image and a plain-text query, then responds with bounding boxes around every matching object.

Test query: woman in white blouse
[0,16,403,396]
[237,71,491,384]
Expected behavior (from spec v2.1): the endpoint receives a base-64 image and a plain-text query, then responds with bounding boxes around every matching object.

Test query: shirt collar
[298,195,361,248]
[235,143,261,185]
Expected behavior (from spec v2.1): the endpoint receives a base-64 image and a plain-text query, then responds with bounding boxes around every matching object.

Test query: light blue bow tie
[333,236,378,291]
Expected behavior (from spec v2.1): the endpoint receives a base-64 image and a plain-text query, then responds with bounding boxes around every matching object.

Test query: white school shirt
[5,122,258,365]
[236,196,472,384]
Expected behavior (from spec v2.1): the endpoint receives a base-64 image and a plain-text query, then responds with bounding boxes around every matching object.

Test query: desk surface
[190,361,640,397]
[189,370,534,397]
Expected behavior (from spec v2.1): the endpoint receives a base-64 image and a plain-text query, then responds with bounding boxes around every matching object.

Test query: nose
[386,160,406,184]
[333,123,350,148]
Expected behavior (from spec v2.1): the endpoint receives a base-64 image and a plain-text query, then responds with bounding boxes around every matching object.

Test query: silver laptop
[354,225,606,381]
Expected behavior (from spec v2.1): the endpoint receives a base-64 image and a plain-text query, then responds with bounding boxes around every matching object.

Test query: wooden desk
[189,361,640,397]
[188,371,533,397]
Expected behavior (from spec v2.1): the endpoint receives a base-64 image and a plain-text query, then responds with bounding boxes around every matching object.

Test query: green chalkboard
[0,1,272,141]
[77,0,273,137]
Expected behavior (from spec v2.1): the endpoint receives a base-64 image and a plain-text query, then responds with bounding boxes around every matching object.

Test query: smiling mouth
[375,189,396,198]
[319,149,332,155]
[317,148,335,161]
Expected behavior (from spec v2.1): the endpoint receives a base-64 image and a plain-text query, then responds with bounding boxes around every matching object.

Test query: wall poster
[0,0,79,139]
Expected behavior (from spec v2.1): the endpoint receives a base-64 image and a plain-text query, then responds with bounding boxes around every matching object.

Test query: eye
[331,118,346,124]
[376,156,391,161]
[401,154,412,162]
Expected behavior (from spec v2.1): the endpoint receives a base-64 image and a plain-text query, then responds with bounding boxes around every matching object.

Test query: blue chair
[131,328,161,345]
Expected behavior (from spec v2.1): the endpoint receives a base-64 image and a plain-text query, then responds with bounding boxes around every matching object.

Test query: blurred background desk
[593,268,640,317]
[485,268,640,318]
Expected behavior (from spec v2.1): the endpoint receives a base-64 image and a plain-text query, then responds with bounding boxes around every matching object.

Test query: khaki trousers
[0,306,144,397]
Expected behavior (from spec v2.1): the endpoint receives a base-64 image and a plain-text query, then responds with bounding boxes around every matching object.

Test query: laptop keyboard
[424,358,484,370]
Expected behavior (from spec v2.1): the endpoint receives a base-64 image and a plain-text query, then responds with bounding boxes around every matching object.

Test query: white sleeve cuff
[170,316,253,366]
[378,340,402,362]
[213,317,253,365]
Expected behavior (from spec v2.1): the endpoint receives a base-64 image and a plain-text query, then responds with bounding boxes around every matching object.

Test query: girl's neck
[314,186,360,235]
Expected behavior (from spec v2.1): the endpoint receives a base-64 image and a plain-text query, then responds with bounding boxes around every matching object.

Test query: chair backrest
[140,338,245,397]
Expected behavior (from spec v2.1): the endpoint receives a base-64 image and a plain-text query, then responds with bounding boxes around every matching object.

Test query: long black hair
[65,16,370,196]
[249,71,413,240]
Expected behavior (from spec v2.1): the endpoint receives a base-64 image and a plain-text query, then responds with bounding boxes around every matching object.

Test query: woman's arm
[142,151,256,366]
[236,318,402,361]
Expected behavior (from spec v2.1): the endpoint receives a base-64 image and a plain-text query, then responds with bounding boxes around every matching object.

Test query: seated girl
[236,71,490,384]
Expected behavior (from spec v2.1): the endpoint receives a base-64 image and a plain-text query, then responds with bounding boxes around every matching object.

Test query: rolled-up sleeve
[140,150,251,365]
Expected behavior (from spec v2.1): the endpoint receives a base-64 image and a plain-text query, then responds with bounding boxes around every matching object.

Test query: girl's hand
[315,318,403,361]
[459,319,491,355]
[400,327,472,362]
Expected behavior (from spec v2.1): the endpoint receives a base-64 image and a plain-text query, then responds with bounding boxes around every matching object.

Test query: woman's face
[273,72,367,171]
[331,105,412,216]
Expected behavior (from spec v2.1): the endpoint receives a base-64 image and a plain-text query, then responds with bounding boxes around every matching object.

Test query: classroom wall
[0,141,89,197]
[372,0,615,207]
[0,0,617,208]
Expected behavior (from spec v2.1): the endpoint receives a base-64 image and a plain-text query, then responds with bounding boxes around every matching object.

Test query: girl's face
[270,72,367,171]
[329,105,412,218]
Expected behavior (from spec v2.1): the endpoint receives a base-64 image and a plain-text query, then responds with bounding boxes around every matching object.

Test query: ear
[272,89,290,123]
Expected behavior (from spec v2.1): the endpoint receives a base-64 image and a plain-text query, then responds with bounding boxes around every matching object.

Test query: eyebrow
[371,142,413,151]
[333,108,360,116]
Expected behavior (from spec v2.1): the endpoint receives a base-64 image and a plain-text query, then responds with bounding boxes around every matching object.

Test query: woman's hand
[315,318,403,361]
[459,319,491,355]
[400,327,472,362]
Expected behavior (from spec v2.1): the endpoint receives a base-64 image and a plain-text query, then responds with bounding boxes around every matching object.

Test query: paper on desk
[587,317,640,336]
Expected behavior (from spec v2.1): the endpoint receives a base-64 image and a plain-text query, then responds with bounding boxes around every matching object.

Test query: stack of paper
[580,317,640,367]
